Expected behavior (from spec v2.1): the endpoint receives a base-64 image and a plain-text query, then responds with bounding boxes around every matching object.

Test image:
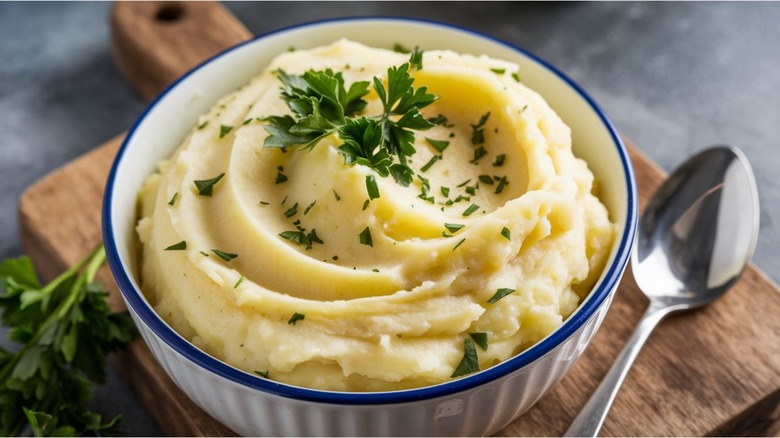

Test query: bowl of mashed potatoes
[104,18,637,436]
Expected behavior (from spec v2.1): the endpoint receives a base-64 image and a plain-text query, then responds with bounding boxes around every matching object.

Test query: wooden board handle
[110,1,253,102]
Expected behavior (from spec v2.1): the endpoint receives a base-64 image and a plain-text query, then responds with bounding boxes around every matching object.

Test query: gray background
[1,2,777,436]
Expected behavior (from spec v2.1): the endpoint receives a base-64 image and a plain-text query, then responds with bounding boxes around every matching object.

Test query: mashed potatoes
[136,40,614,391]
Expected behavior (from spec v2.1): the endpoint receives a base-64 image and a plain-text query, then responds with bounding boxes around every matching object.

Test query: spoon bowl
[565,145,759,437]
[633,146,760,308]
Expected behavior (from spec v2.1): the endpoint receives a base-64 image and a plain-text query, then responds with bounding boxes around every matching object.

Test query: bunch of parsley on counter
[0,245,137,436]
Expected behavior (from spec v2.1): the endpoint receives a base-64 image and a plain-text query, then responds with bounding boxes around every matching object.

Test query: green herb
[259,201,270,206]
[242,118,253,126]
[359,227,373,247]
[392,43,411,53]
[168,192,178,206]
[470,112,490,145]
[495,176,509,194]
[254,370,269,378]
[372,268,380,273]
[440,186,450,197]
[457,179,472,188]
[211,249,238,262]
[501,227,511,240]
[465,185,477,196]
[234,276,245,289]
[470,146,488,164]
[512,71,521,82]
[453,238,466,251]
[469,332,489,351]
[490,67,506,74]
[288,312,305,325]
[444,223,465,234]
[462,204,480,217]
[366,175,380,200]
[492,154,506,167]
[0,246,137,436]
[303,201,316,215]
[199,251,209,257]
[275,171,288,184]
[420,155,442,172]
[284,202,299,218]
[451,338,479,378]
[333,189,341,201]
[263,61,437,187]
[164,241,187,251]
[197,120,209,130]
[478,175,495,185]
[279,227,323,251]
[409,46,424,70]
[425,137,450,153]
[194,172,225,196]
[487,288,516,304]
[427,114,453,127]
[219,125,233,139]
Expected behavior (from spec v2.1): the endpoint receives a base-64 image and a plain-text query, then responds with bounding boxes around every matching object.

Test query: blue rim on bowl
[103,16,638,405]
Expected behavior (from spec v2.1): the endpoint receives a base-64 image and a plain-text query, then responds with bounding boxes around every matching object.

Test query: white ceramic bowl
[103,18,637,436]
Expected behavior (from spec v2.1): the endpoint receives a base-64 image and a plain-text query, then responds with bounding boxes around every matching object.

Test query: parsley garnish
[333,189,341,201]
[451,338,479,378]
[275,171,288,184]
[501,227,511,240]
[366,175,380,200]
[425,137,450,153]
[478,175,494,185]
[359,227,373,247]
[487,288,516,304]
[453,238,466,251]
[219,125,233,139]
[470,146,488,164]
[470,112,490,145]
[263,59,437,187]
[462,204,480,217]
[0,246,137,436]
[168,192,178,206]
[440,186,450,197]
[284,202,299,218]
[490,67,506,74]
[211,249,238,262]
[197,120,209,130]
[288,312,305,325]
[420,155,442,172]
[469,332,489,351]
[493,154,506,167]
[303,201,316,215]
[279,228,323,251]
[164,241,186,251]
[254,370,269,378]
[495,176,509,194]
[234,276,245,289]
[194,172,225,196]
[444,223,465,234]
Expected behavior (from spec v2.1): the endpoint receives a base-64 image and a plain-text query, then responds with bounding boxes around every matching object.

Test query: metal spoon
[564,145,760,437]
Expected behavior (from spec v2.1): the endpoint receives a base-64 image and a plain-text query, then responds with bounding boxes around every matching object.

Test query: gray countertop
[1,2,778,436]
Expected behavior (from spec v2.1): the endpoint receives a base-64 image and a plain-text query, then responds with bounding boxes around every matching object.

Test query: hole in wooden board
[155,4,184,22]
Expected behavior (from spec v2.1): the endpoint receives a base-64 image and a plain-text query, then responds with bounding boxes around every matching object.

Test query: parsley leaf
[288,312,305,325]
[487,288,516,304]
[194,172,225,196]
[451,338,479,378]
[211,249,238,262]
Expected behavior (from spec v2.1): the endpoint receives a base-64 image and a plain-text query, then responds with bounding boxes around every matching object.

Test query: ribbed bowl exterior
[125,283,617,436]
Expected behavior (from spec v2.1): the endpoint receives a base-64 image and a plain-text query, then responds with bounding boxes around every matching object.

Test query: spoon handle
[564,300,673,437]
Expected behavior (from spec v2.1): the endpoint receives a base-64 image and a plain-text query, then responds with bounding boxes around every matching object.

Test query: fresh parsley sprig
[263,51,438,187]
[0,245,138,437]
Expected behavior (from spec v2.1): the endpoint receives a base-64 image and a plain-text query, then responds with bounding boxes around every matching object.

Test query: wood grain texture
[111,1,252,101]
[16,2,780,436]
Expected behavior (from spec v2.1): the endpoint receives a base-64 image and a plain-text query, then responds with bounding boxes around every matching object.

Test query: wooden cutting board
[17,2,780,436]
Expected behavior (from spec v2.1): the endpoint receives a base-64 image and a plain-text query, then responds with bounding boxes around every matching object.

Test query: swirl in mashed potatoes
[136,40,615,391]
